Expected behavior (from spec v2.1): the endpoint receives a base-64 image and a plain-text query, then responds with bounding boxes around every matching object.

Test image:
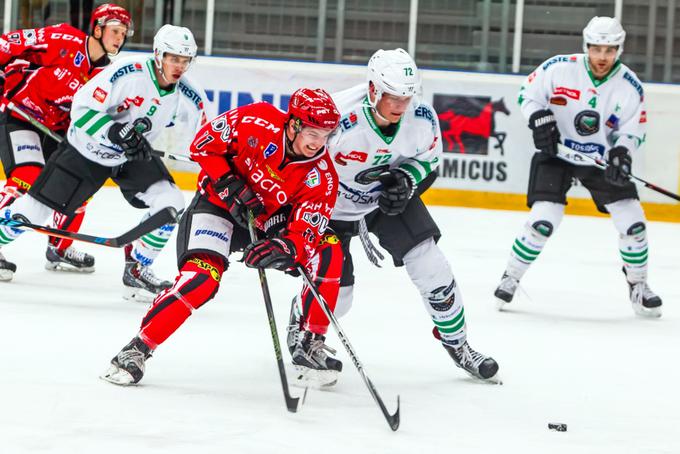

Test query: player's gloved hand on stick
[213,173,265,228]
[528,109,560,156]
[605,146,632,186]
[378,168,415,216]
[242,236,296,270]
[108,120,153,162]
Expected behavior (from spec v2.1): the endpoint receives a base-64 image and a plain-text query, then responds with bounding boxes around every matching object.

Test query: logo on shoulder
[109,63,144,84]
[623,71,644,101]
[415,105,436,126]
[304,167,320,188]
[340,111,359,131]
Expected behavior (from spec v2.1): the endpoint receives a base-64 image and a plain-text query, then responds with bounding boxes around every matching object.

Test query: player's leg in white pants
[495,201,564,304]
[0,194,53,281]
[606,198,662,317]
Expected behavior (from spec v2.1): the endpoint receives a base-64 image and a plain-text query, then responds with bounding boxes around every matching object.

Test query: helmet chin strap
[94,26,124,58]
[368,89,392,124]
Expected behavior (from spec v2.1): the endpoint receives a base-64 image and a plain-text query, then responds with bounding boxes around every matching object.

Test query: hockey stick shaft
[247,213,304,413]
[0,206,178,248]
[556,143,680,202]
[297,265,400,431]
[4,102,193,162]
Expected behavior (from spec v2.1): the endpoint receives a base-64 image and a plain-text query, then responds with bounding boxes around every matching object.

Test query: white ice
[0,186,678,454]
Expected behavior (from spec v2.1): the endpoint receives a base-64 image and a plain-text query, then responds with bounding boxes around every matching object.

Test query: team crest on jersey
[574,110,600,136]
[93,87,108,103]
[73,51,85,67]
[263,142,278,158]
[248,136,258,148]
[22,29,36,45]
[304,168,320,188]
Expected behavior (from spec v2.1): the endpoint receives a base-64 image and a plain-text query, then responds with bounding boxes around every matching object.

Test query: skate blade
[633,304,662,319]
[123,286,155,304]
[495,297,509,311]
[0,269,14,282]
[292,365,338,389]
[99,365,137,386]
[45,262,95,273]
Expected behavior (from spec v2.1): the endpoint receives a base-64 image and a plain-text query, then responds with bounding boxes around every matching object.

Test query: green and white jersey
[329,84,442,221]
[67,55,206,166]
[519,53,646,166]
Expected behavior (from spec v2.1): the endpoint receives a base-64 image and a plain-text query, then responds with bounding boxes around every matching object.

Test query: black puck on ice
[548,423,567,432]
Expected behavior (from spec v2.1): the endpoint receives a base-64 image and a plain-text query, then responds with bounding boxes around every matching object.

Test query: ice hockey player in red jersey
[0,3,132,277]
[101,88,344,387]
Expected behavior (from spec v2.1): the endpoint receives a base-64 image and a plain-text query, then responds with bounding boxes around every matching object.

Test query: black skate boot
[494,272,519,309]
[292,330,343,388]
[100,337,152,386]
[286,297,303,355]
[0,251,17,282]
[623,267,662,318]
[433,327,500,383]
[123,244,172,303]
[45,245,95,273]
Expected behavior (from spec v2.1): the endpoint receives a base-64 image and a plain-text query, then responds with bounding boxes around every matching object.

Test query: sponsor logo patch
[553,86,580,100]
[263,142,278,158]
[334,150,368,165]
[304,168,320,188]
[73,51,85,67]
[639,111,647,123]
[564,139,605,156]
[93,87,108,103]
[606,114,620,129]
[549,96,567,106]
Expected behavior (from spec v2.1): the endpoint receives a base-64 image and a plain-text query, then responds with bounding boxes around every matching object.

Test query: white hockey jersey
[67,55,206,166]
[519,53,646,166]
[329,84,442,221]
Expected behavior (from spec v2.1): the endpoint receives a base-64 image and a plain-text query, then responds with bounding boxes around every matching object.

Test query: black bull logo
[434,95,511,155]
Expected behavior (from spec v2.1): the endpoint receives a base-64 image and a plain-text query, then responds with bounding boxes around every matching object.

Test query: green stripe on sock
[514,239,540,256]
[433,308,465,328]
[0,229,15,244]
[620,248,648,258]
[438,316,466,334]
[622,254,648,265]
[512,244,536,262]
[141,236,167,249]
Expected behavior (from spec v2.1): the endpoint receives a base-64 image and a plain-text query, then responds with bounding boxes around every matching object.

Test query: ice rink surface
[0,187,678,454]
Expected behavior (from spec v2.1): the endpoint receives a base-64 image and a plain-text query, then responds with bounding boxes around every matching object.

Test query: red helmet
[90,3,134,37]
[288,88,340,130]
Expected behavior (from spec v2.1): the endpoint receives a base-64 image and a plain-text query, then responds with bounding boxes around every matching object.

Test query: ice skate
[0,251,17,282]
[433,327,501,383]
[291,330,342,388]
[100,337,152,386]
[629,281,662,318]
[494,272,519,310]
[45,245,95,273]
[123,245,172,303]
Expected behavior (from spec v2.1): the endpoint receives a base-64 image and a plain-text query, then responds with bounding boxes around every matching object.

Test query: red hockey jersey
[190,102,338,263]
[0,23,109,131]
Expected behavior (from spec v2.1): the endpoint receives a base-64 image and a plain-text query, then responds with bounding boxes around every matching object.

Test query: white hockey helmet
[582,16,626,58]
[366,48,422,110]
[153,24,198,70]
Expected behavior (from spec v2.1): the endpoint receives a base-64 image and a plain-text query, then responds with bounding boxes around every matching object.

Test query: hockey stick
[0,206,178,248]
[556,143,680,202]
[3,101,194,162]
[296,264,400,431]
[247,213,306,413]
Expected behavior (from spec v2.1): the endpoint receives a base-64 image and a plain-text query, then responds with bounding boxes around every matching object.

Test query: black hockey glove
[213,173,265,229]
[378,168,416,216]
[528,109,560,156]
[108,120,153,162]
[604,146,632,186]
[242,236,296,271]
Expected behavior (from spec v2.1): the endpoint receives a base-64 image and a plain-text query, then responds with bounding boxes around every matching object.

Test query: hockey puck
[548,423,567,432]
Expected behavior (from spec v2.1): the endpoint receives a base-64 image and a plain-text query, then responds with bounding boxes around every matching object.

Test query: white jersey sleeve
[518,55,569,120]
[610,71,646,153]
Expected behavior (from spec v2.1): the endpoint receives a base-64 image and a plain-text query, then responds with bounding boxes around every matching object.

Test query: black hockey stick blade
[0,207,178,248]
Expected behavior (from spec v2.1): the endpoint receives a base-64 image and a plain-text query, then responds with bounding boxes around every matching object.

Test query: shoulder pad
[622,70,644,101]
[178,80,204,110]
[541,54,579,71]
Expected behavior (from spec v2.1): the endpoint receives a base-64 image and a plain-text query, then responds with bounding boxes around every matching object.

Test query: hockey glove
[242,237,296,271]
[378,168,416,216]
[604,146,632,186]
[213,173,265,229]
[108,120,153,162]
[528,109,560,156]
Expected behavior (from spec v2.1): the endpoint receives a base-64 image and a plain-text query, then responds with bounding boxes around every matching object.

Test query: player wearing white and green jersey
[0,25,206,303]
[495,16,662,318]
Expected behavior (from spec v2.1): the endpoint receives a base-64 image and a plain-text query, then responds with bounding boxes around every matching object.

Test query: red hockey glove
[242,237,296,270]
[213,173,265,229]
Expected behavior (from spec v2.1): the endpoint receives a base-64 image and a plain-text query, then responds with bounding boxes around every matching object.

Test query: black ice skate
[291,330,343,388]
[45,246,95,273]
[100,337,152,386]
[286,297,302,355]
[0,251,17,282]
[123,244,172,303]
[628,281,662,318]
[494,272,519,309]
[433,327,501,384]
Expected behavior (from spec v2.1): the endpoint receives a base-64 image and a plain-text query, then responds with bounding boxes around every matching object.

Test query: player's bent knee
[176,254,224,309]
